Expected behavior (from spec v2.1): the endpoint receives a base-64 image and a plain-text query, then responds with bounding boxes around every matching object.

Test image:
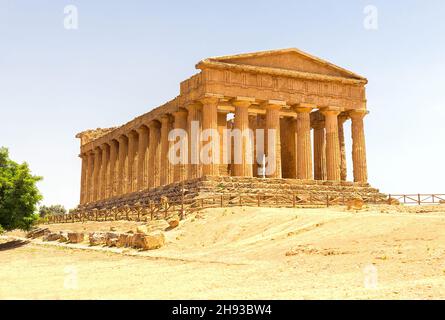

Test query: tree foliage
[39,204,66,218]
[0,147,42,231]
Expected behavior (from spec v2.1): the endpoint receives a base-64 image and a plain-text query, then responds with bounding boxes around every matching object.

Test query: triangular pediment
[204,48,365,80]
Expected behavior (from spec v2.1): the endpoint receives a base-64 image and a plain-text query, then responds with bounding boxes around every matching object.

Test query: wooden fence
[45,192,444,224]
[388,194,445,205]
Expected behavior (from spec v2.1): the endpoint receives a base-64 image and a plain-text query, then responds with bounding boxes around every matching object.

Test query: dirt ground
[1,205,445,299]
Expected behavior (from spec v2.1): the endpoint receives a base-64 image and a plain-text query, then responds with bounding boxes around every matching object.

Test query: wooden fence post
[326,194,330,207]
[220,195,223,207]
[418,194,421,205]
[257,194,260,207]
[292,194,296,208]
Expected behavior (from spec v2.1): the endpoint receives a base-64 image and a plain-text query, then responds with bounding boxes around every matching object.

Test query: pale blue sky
[1,0,444,208]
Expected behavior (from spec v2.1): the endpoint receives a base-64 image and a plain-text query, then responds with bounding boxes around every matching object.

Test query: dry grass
[1,205,445,299]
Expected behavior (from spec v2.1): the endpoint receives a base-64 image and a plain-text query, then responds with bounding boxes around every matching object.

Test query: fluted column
[313,121,326,180]
[218,111,229,176]
[79,154,87,204]
[136,126,149,191]
[263,100,284,178]
[108,139,118,197]
[295,104,313,180]
[350,110,368,183]
[232,97,254,177]
[100,144,110,200]
[321,108,341,181]
[148,121,161,188]
[248,114,259,177]
[201,96,220,176]
[117,135,128,195]
[187,102,202,179]
[160,115,173,186]
[338,115,348,181]
[127,131,138,193]
[86,152,94,203]
[173,108,188,182]
[92,148,102,201]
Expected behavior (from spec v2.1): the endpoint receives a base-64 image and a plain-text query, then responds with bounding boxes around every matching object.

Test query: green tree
[39,204,66,218]
[0,147,42,231]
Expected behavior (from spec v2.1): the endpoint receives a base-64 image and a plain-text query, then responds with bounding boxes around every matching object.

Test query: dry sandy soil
[1,205,445,299]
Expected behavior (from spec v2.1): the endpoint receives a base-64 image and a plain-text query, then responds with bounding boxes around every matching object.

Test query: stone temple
[76,48,384,209]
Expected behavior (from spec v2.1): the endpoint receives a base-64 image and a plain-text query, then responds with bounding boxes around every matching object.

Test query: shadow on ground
[0,240,29,252]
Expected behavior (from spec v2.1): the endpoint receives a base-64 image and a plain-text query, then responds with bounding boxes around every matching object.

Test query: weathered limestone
[263,101,283,178]
[173,109,188,182]
[350,110,368,183]
[148,121,161,188]
[295,104,313,180]
[232,97,254,177]
[127,131,138,193]
[338,115,348,181]
[321,108,341,181]
[218,111,229,176]
[100,143,110,200]
[201,96,220,176]
[108,139,119,197]
[312,121,327,181]
[92,148,102,201]
[79,154,87,204]
[187,102,202,179]
[160,115,172,186]
[117,135,128,195]
[136,126,149,190]
[77,49,374,205]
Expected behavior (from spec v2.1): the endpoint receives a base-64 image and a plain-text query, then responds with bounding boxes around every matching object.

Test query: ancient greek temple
[76,48,371,206]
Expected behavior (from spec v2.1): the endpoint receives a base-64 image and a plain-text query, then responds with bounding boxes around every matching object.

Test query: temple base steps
[82,176,387,210]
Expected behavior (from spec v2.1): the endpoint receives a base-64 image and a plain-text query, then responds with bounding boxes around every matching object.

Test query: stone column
[86,152,95,203]
[79,154,87,204]
[218,111,229,176]
[350,110,368,183]
[321,108,341,181]
[160,115,172,186]
[201,96,220,176]
[295,104,314,180]
[232,97,254,177]
[173,108,188,182]
[117,135,128,195]
[148,121,161,188]
[100,143,110,200]
[263,100,284,178]
[92,148,102,201]
[312,121,327,180]
[187,102,202,179]
[136,126,149,191]
[108,139,119,197]
[248,114,259,177]
[127,131,138,193]
[338,115,348,181]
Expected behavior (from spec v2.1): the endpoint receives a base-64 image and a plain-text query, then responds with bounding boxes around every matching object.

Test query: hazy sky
[1,0,444,208]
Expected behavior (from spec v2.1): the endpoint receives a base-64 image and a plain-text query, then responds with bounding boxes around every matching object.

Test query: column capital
[260,99,286,110]
[118,134,128,143]
[349,109,369,120]
[136,125,148,134]
[127,130,138,138]
[293,103,315,113]
[199,93,223,106]
[173,108,188,117]
[148,120,161,129]
[160,114,171,124]
[100,142,110,151]
[320,106,342,116]
[231,96,255,108]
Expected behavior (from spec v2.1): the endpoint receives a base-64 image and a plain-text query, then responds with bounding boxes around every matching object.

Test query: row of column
[79,98,368,204]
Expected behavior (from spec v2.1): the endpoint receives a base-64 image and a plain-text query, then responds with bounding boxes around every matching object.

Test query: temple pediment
[198,48,366,81]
